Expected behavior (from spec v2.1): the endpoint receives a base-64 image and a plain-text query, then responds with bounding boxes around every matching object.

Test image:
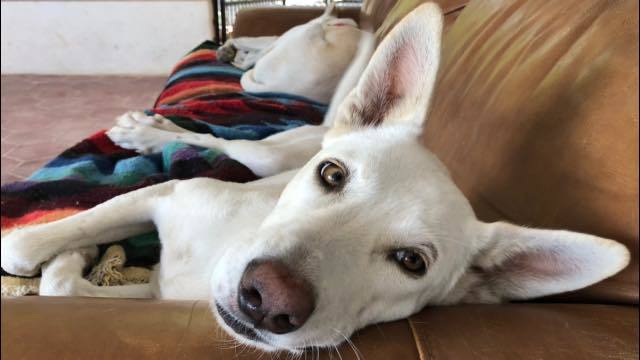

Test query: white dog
[235,2,363,103]
[1,3,630,353]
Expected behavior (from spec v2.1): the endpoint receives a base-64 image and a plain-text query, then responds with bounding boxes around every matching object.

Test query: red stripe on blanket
[1,208,84,230]
[156,81,242,106]
[171,50,217,72]
[158,98,255,117]
[88,130,130,154]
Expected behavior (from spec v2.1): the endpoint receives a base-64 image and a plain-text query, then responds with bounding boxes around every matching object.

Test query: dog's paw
[107,112,181,154]
[114,111,187,133]
[1,228,49,276]
[40,247,99,297]
[216,42,237,63]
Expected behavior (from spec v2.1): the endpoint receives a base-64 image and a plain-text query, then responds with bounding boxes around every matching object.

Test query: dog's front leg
[1,180,178,277]
[206,124,328,177]
[158,125,327,176]
[107,111,327,177]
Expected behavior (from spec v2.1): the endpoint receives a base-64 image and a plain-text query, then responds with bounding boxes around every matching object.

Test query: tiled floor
[1,75,167,184]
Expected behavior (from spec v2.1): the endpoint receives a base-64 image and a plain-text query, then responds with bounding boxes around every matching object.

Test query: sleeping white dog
[224,2,363,103]
[1,3,630,354]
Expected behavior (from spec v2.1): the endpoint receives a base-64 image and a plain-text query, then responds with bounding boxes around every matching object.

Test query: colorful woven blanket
[0,41,327,276]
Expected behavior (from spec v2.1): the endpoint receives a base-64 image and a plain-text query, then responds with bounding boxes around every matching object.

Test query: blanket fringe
[1,276,40,297]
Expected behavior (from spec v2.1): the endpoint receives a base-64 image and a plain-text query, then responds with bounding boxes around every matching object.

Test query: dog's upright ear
[458,222,630,303]
[327,3,443,137]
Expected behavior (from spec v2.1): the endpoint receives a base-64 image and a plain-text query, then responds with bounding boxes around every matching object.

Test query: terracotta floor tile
[1,156,22,174]
[1,75,166,185]
[6,142,70,162]
[10,159,49,179]
[1,140,16,156]
[1,172,22,184]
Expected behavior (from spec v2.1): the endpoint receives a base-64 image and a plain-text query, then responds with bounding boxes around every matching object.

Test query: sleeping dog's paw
[216,42,237,63]
[107,111,185,154]
[1,228,50,276]
[115,111,188,133]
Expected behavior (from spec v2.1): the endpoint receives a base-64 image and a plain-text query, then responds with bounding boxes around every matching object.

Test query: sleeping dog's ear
[454,222,630,303]
[328,3,443,137]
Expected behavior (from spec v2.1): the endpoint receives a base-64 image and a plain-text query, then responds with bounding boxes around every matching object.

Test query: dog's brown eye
[393,249,426,275]
[318,160,346,189]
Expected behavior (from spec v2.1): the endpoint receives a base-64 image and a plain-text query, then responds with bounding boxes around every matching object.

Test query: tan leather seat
[3,297,637,359]
[2,0,637,358]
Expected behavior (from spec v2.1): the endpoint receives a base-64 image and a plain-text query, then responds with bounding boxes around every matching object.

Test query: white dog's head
[211,3,630,353]
[240,1,362,103]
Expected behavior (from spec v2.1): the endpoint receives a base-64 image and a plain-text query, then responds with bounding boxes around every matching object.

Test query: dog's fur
[1,3,630,353]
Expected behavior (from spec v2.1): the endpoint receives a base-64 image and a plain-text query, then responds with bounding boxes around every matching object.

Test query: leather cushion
[2,297,637,359]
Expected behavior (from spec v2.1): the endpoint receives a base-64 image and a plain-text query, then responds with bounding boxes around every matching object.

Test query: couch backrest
[362,0,638,303]
[363,0,468,36]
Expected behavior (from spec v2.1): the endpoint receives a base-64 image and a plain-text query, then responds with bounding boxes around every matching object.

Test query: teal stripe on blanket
[194,118,310,141]
[167,65,244,84]
[29,157,159,185]
[160,142,225,172]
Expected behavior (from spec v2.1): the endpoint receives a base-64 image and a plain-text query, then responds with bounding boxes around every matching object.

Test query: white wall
[1,1,213,75]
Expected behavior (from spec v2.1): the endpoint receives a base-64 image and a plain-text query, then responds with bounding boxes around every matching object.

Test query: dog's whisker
[332,328,362,360]
[255,348,265,360]
[302,340,309,360]
[334,342,343,360]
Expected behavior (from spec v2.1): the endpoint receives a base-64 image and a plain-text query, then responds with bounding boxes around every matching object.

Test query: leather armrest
[232,6,361,38]
[2,296,637,359]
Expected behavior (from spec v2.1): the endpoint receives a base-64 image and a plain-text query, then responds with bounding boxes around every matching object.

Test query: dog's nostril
[239,286,265,324]
[272,314,295,333]
[243,287,262,310]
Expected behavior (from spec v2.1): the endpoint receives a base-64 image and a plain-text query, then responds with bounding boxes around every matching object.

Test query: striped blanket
[0,41,327,272]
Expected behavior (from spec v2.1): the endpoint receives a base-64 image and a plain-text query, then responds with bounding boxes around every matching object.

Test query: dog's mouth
[215,303,269,345]
[215,303,339,353]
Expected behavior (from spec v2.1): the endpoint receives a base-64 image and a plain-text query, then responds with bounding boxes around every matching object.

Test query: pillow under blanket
[0,41,327,280]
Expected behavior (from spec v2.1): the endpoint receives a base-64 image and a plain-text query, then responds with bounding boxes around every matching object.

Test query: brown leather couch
[2,0,638,358]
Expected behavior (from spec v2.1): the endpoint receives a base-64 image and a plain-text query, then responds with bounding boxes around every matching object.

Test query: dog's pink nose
[238,259,315,334]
